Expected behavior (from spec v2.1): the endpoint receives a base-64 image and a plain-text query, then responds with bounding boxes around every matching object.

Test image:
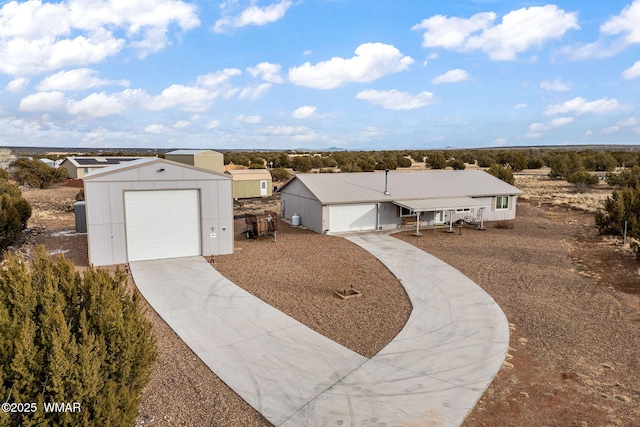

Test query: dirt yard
[12,172,640,427]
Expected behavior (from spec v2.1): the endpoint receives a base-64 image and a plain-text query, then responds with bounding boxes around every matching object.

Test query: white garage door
[329,204,377,233]
[125,190,200,262]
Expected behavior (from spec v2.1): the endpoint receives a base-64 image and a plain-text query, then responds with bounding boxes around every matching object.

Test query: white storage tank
[292,213,300,227]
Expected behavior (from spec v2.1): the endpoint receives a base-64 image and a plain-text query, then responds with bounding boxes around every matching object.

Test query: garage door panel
[329,204,377,233]
[125,190,200,262]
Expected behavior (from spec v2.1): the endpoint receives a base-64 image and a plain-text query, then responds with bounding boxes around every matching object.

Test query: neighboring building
[226,169,272,199]
[60,156,142,179]
[165,149,224,173]
[278,170,524,234]
[82,158,233,266]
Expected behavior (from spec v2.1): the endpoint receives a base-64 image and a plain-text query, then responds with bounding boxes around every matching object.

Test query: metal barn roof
[226,169,272,180]
[279,170,524,205]
[165,149,222,155]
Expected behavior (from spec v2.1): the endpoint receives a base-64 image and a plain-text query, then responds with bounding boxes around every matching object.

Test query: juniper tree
[0,247,156,427]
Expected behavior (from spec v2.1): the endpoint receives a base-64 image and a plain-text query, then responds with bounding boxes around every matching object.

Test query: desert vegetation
[0,170,31,251]
[0,247,156,426]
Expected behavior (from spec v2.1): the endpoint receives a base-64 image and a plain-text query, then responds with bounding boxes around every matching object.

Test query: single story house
[61,156,142,179]
[83,157,233,266]
[165,149,224,173]
[278,170,524,234]
[226,169,272,199]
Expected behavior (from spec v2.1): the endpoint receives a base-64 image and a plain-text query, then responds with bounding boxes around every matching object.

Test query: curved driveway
[131,233,508,426]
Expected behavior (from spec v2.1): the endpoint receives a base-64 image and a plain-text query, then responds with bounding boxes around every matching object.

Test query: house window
[456,208,471,212]
[496,196,509,210]
[400,206,413,217]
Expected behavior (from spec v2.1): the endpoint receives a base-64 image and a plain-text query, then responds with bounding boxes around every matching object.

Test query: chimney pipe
[384,169,390,195]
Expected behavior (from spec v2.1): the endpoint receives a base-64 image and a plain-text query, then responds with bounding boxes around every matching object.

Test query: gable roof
[82,157,230,180]
[62,156,142,167]
[165,149,222,156]
[279,170,524,204]
[226,169,272,180]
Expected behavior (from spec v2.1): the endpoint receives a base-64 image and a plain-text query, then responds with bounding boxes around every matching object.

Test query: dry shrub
[495,220,515,229]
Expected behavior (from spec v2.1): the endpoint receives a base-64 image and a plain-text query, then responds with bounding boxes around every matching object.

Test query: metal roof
[279,170,524,204]
[226,169,272,180]
[63,156,142,167]
[394,197,485,212]
[165,149,222,155]
[82,157,230,180]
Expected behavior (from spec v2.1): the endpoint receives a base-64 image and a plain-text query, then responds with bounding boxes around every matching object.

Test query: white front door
[260,180,268,196]
[124,190,200,262]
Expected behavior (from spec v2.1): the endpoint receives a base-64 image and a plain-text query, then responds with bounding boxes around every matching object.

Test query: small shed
[60,156,142,179]
[165,149,224,173]
[226,169,272,199]
[83,158,233,266]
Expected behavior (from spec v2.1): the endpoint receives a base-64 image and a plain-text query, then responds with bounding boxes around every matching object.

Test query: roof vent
[384,169,390,195]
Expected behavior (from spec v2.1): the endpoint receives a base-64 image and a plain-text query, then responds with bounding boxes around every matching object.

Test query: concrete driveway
[131,233,509,426]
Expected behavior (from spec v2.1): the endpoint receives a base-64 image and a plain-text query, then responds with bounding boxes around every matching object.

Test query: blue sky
[1,0,640,150]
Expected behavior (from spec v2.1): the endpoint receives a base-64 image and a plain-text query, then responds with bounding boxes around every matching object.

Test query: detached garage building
[278,170,524,234]
[83,158,233,266]
[165,149,224,173]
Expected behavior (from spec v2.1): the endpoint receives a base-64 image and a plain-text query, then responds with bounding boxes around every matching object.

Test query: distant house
[165,150,224,173]
[60,156,142,179]
[278,170,524,234]
[226,169,272,199]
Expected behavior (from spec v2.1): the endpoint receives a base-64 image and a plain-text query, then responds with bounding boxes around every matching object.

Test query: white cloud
[545,97,630,115]
[6,77,29,92]
[515,103,528,109]
[524,133,542,139]
[146,84,216,112]
[288,43,414,89]
[236,114,261,124]
[355,89,434,110]
[490,137,507,147]
[529,116,575,132]
[67,91,137,117]
[617,117,638,126]
[19,91,66,112]
[145,124,169,133]
[623,61,640,80]
[174,120,191,128]
[238,83,272,100]
[585,130,593,136]
[206,120,221,129]
[431,68,469,84]
[214,1,292,34]
[258,125,311,135]
[540,78,571,91]
[412,5,579,60]
[37,68,129,91]
[600,126,620,134]
[247,62,284,83]
[292,106,317,119]
[600,1,640,46]
[0,0,200,75]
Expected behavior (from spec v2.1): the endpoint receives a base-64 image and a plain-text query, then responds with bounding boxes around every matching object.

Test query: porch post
[415,211,421,236]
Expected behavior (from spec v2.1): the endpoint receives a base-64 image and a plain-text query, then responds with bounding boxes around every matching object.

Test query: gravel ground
[18,185,640,426]
[395,202,640,427]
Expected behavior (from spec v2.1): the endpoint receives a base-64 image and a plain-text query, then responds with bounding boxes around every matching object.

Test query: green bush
[291,156,312,172]
[547,152,584,179]
[477,154,496,168]
[486,164,515,185]
[426,152,447,169]
[606,166,640,189]
[0,178,31,251]
[10,159,67,189]
[270,167,291,181]
[0,247,157,426]
[567,171,600,193]
[75,189,85,201]
[527,157,545,169]
[595,187,640,258]
[447,159,466,170]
